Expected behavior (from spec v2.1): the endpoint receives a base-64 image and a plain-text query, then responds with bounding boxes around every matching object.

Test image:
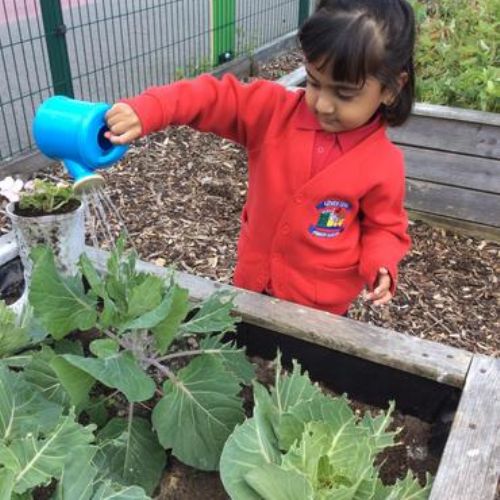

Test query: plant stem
[145,357,179,384]
[157,348,234,362]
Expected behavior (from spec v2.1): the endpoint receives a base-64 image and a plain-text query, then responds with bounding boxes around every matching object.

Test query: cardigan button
[281,224,290,234]
[295,195,303,204]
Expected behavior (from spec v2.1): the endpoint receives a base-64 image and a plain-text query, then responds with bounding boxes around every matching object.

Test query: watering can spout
[33,96,128,191]
[63,160,105,193]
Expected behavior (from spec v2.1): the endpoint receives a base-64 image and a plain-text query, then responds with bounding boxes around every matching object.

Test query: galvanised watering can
[33,96,128,192]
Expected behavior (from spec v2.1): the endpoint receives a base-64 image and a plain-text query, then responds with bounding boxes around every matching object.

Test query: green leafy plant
[26,237,254,493]
[220,355,432,499]
[411,0,499,112]
[18,179,79,215]
[0,301,47,361]
[0,363,151,498]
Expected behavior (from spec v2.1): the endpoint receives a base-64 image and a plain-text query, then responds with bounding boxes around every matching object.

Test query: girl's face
[304,61,395,133]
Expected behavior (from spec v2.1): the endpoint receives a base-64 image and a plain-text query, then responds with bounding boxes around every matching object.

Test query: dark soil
[13,198,81,217]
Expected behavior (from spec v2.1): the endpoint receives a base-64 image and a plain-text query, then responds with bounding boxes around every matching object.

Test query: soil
[157,355,439,499]
[12,198,81,218]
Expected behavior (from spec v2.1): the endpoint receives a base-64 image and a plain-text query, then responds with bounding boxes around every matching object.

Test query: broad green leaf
[0,468,15,500]
[0,354,33,368]
[120,282,188,337]
[278,392,354,450]
[24,347,72,408]
[126,275,164,319]
[54,445,99,500]
[53,339,85,356]
[271,356,321,414]
[29,247,97,338]
[151,285,190,354]
[0,301,29,356]
[152,355,244,470]
[282,421,376,493]
[0,411,95,494]
[374,471,433,499]
[79,253,106,298]
[63,352,155,403]
[200,334,255,384]
[84,396,110,428]
[180,290,239,334]
[97,417,166,495]
[50,356,96,410]
[220,383,281,500]
[0,365,62,441]
[90,339,119,358]
[244,463,313,500]
[91,482,150,500]
[360,401,399,452]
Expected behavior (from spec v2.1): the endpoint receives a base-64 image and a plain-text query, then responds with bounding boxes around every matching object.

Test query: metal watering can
[33,96,128,192]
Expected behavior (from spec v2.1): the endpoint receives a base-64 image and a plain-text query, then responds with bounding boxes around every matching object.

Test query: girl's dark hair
[298,0,416,126]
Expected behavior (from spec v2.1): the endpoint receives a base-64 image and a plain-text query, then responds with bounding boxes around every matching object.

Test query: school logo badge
[309,199,351,238]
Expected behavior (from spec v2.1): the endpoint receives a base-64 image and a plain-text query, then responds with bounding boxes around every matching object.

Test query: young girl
[105,0,415,317]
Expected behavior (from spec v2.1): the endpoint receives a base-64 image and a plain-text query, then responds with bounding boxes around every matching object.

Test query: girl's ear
[382,71,409,106]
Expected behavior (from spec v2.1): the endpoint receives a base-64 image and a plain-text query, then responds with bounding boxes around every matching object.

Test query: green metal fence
[0,0,309,165]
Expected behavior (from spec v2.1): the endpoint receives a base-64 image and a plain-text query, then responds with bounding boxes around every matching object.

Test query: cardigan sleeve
[121,73,291,150]
[357,152,411,293]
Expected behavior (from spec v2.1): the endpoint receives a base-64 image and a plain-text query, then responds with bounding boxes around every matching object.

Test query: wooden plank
[277,65,306,87]
[84,245,472,388]
[430,355,500,500]
[406,180,500,227]
[389,115,499,160]
[403,145,500,195]
[408,210,500,243]
[413,102,500,127]
[0,151,54,178]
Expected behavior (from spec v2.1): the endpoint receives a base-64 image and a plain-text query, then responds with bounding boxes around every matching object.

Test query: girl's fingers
[373,291,393,306]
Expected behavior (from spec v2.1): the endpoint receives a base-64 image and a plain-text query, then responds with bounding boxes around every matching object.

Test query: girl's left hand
[366,267,393,306]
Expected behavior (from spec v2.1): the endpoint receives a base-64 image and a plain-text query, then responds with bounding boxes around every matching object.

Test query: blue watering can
[33,96,128,192]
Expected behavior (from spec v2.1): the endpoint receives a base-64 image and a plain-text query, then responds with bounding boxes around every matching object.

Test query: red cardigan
[124,73,411,315]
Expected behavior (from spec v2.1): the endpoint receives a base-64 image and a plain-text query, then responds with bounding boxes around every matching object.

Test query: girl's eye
[336,92,356,101]
[307,79,320,88]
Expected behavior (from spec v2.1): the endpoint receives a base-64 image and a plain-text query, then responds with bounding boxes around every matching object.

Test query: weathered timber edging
[429,355,500,500]
[84,245,472,388]
[277,67,500,240]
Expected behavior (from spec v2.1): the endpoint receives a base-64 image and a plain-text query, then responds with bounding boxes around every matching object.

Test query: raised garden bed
[1,237,497,499]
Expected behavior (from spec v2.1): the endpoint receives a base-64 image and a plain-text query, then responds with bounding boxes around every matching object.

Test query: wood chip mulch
[0,52,498,358]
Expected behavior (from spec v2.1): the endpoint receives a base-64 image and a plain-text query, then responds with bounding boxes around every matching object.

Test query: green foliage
[152,354,246,470]
[220,355,432,500]
[96,417,166,495]
[25,237,253,491]
[0,302,47,359]
[18,179,79,214]
[411,0,499,112]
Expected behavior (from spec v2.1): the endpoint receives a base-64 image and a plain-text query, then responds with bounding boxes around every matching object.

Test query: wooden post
[429,355,500,499]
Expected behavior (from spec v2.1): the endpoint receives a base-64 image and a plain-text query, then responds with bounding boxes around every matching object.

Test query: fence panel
[0,0,301,166]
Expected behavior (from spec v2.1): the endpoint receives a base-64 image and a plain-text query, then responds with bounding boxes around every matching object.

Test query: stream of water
[82,186,132,250]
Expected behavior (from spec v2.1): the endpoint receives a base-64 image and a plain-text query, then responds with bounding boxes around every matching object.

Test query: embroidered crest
[309,199,351,238]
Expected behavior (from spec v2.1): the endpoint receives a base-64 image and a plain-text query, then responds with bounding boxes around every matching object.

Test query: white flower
[0,176,25,202]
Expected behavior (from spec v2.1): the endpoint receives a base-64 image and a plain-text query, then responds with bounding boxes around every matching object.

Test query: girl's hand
[104,103,142,145]
[365,267,393,306]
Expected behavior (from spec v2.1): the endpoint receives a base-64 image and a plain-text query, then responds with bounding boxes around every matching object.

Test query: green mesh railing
[0,0,309,165]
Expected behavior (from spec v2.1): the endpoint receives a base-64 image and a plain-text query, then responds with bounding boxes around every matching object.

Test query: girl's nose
[315,93,335,115]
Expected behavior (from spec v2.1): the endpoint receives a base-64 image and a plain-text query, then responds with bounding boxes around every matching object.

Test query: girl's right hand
[104,103,142,145]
